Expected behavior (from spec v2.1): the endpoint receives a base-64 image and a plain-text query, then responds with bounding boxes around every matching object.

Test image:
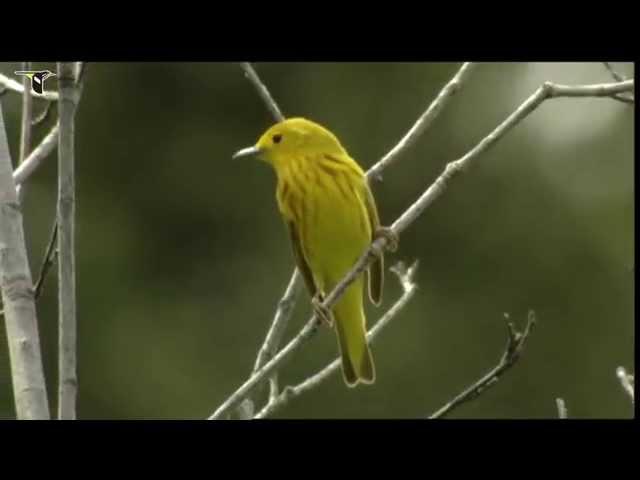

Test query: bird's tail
[333,277,375,387]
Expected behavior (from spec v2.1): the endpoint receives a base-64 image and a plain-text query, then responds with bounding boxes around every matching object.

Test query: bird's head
[232,117,346,167]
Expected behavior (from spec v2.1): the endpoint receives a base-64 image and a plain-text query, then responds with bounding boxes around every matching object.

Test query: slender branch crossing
[13,123,60,186]
[254,261,418,419]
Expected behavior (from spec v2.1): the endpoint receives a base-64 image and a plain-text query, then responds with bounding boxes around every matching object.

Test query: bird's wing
[286,220,318,298]
[363,180,384,306]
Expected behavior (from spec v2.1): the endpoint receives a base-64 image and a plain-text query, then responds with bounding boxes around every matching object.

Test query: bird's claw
[374,226,399,253]
[312,294,334,327]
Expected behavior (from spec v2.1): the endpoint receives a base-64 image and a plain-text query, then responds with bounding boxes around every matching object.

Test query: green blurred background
[0,62,634,419]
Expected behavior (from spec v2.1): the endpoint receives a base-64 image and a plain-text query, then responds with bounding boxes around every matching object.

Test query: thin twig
[209,77,633,420]
[12,122,60,186]
[0,72,59,101]
[0,100,50,419]
[18,62,33,165]
[252,270,303,395]
[209,303,322,419]
[428,311,536,419]
[254,261,418,419]
[602,64,633,103]
[611,94,634,104]
[603,62,626,82]
[556,398,568,419]
[33,219,58,300]
[17,62,33,202]
[240,63,285,122]
[56,62,82,420]
[616,366,634,404]
[368,62,475,182]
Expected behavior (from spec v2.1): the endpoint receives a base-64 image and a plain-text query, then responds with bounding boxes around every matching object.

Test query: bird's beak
[232,145,261,159]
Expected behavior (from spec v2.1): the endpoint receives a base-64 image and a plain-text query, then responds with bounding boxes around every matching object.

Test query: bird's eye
[273,134,282,144]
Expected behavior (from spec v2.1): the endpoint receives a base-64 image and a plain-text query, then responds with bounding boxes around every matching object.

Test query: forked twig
[428,311,536,419]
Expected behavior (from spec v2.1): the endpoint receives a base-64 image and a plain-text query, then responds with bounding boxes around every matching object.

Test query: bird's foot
[374,226,399,253]
[312,293,334,327]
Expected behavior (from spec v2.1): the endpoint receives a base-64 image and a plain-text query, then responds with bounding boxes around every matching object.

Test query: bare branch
[56,62,82,420]
[2,219,58,321]
[0,72,59,101]
[0,100,51,419]
[556,398,568,419]
[616,366,634,404]
[254,261,418,419]
[12,123,60,186]
[543,80,633,97]
[209,304,322,419]
[16,62,34,202]
[240,63,285,122]
[428,311,536,419]
[252,270,303,390]
[210,76,632,420]
[384,81,635,245]
[18,62,33,166]
[368,62,475,182]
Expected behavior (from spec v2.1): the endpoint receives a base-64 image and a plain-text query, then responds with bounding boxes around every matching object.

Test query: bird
[233,117,397,387]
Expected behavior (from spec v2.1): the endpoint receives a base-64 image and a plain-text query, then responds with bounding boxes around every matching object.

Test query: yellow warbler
[234,117,393,387]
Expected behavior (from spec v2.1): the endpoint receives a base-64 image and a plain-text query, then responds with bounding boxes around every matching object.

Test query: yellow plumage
[234,118,384,387]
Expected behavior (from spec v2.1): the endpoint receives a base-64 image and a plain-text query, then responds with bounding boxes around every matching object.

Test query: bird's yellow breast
[276,153,372,284]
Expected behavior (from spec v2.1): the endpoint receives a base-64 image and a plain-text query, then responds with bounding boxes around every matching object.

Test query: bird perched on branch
[234,117,397,387]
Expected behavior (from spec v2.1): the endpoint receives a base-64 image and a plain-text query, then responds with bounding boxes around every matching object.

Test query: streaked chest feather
[276,155,371,247]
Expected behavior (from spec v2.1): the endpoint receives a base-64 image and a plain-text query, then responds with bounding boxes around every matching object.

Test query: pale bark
[56,62,80,420]
[0,101,50,420]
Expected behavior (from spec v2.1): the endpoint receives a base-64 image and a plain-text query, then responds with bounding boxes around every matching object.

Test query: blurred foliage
[0,62,634,419]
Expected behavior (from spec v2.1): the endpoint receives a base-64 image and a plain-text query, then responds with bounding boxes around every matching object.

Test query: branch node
[541,81,555,97]
[282,385,295,401]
